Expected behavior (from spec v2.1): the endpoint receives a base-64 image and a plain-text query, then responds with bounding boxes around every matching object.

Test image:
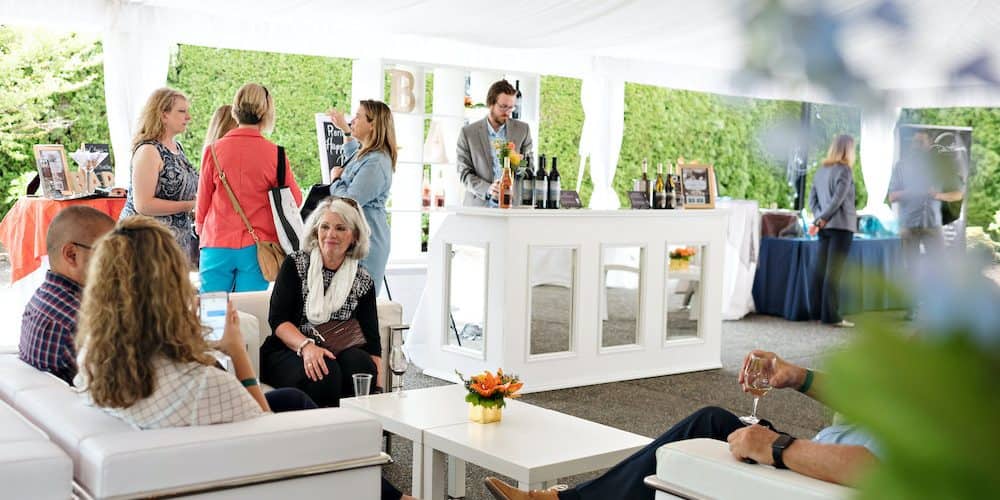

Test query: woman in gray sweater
[808,134,858,327]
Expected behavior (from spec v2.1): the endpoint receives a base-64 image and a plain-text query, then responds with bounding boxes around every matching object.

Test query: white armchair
[645,439,853,500]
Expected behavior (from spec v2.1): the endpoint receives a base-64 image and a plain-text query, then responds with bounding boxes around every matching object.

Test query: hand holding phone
[199,292,229,342]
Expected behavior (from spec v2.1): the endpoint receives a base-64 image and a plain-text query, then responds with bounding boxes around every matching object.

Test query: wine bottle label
[654,192,666,209]
[548,185,561,208]
[535,181,547,206]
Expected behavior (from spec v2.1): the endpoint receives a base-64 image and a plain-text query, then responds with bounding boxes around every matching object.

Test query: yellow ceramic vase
[669,258,690,271]
[469,403,503,424]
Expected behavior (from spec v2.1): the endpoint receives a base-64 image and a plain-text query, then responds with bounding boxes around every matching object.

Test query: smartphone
[199,292,229,342]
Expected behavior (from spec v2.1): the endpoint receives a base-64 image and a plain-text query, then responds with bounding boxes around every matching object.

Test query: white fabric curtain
[579,69,625,210]
[102,24,171,187]
[859,105,900,218]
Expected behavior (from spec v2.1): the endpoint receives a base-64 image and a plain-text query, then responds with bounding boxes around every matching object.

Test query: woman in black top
[262,197,381,407]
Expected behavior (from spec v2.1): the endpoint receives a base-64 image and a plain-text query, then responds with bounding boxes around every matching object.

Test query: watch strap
[772,434,796,469]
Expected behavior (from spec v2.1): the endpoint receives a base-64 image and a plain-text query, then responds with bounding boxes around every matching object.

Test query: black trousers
[810,228,854,324]
[558,407,771,500]
[261,346,377,407]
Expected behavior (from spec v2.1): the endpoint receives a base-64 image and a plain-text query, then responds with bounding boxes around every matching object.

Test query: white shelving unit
[351,58,540,263]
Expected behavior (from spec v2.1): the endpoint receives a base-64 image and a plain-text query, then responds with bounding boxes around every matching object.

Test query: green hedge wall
[167,45,353,188]
[899,108,1000,230]
[539,80,865,210]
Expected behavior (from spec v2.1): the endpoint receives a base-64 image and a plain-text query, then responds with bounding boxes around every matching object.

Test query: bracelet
[295,338,316,357]
[240,378,258,387]
[797,369,814,393]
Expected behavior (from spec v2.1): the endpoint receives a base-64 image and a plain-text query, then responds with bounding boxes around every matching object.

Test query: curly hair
[77,216,214,408]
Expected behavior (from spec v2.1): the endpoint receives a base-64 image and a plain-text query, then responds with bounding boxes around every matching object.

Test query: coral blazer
[196,128,302,248]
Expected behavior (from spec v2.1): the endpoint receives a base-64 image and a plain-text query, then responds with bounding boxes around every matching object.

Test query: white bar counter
[406,207,729,392]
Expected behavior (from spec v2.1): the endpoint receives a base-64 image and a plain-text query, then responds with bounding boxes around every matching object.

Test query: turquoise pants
[200,245,269,293]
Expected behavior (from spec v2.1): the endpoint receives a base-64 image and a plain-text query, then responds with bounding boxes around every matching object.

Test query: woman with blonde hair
[203,104,239,145]
[74,216,314,429]
[326,100,396,295]
[808,134,858,328]
[196,83,302,293]
[119,87,199,263]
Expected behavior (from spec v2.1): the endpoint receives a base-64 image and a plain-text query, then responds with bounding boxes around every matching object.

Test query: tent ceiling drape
[3,0,1000,209]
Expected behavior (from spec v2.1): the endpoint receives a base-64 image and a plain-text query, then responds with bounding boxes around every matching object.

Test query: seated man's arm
[728,426,877,486]
[740,349,824,403]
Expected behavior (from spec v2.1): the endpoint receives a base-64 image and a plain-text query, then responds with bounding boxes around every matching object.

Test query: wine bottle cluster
[503,153,561,209]
[637,158,681,209]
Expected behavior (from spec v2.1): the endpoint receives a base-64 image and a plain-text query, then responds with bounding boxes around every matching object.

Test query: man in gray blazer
[457,80,533,206]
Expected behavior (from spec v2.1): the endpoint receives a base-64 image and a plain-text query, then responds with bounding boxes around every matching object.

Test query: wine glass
[739,354,773,425]
[388,345,408,396]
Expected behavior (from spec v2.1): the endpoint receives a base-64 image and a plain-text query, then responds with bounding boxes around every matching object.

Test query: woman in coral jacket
[196,83,302,292]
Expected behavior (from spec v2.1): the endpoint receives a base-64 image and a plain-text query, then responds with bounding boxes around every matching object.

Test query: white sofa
[230,291,406,389]
[0,355,388,499]
[0,398,73,500]
[645,438,853,500]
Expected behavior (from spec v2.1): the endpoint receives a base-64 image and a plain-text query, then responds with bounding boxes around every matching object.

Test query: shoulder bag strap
[210,144,260,243]
[276,146,286,188]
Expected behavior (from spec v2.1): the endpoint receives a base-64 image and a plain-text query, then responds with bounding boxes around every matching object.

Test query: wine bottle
[434,169,446,207]
[513,80,522,120]
[421,167,432,208]
[513,161,524,207]
[520,155,535,207]
[639,158,650,207]
[535,154,548,209]
[547,156,561,209]
[665,162,675,209]
[671,162,683,209]
[653,162,666,209]
[499,157,513,209]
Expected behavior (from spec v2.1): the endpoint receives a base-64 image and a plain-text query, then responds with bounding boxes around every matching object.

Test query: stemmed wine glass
[388,345,408,396]
[739,353,773,425]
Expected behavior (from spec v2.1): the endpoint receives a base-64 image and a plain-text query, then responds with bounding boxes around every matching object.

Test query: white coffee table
[342,385,474,498]
[344,385,652,500]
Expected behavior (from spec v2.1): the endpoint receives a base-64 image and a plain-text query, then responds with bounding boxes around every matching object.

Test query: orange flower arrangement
[669,246,697,261]
[456,368,523,409]
[493,139,522,167]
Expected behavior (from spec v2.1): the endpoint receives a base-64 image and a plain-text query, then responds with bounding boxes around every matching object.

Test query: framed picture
[678,164,716,209]
[33,144,73,198]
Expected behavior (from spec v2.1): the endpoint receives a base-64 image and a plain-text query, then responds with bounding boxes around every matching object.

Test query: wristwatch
[771,434,796,469]
[343,131,352,137]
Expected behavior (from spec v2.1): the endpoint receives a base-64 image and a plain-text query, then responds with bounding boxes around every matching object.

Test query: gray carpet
[382,311,891,499]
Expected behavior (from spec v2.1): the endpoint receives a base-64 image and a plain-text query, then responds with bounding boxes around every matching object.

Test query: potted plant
[456,369,523,423]
[669,246,696,271]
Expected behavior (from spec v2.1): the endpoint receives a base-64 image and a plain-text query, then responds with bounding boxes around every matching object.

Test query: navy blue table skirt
[752,237,905,321]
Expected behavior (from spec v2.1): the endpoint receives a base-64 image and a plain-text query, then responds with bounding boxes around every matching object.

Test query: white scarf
[306,248,359,324]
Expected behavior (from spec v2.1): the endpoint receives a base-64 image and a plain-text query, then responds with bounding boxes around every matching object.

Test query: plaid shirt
[74,349,264,429]
[19,271,81,384]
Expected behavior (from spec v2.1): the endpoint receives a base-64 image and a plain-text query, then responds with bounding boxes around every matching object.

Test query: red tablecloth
[0,197,126,282]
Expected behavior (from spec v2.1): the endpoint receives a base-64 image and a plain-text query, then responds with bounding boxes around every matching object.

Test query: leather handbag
[312,318,367,355]
[210,144,286,281]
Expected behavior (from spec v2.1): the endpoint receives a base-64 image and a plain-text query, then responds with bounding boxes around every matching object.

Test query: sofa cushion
[656,438,852,500]
[77,407,382,498]
[0,354,67,403]
[0,400,73,500]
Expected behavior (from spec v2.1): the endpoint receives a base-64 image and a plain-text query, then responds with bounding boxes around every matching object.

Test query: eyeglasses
[71,242,93,250]
[495,104,516,111]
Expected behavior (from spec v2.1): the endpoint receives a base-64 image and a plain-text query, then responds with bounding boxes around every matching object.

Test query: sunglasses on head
[330,196,360,210]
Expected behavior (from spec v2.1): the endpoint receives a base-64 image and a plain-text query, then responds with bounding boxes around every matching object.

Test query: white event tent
[3,0,1000,213]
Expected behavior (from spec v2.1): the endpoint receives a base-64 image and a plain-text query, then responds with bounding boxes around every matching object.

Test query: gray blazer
[809,163,857,232]
[456,117,532,206]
